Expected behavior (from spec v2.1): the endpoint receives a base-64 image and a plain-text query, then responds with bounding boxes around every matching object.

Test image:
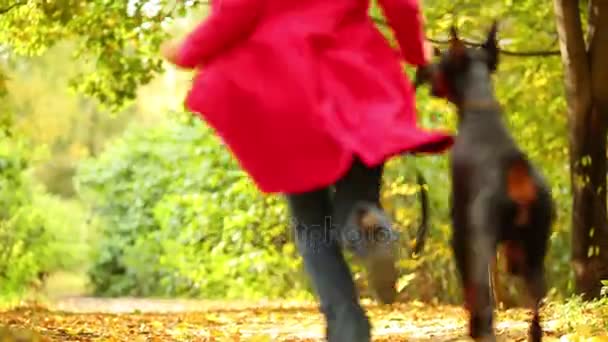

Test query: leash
[412,168,429,256]
[408,65,435,258]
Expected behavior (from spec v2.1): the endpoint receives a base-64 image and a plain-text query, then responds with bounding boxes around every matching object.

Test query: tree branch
[553,0,592,116]
[0,1,26,15]
[588,0,608,110]
[426,37,561,57]
[370,16,561,57]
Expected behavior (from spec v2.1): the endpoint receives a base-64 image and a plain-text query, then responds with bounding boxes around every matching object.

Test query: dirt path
[0,296,585,341]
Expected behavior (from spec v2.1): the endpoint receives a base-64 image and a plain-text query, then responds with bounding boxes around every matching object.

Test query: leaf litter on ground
[0,297,606,341]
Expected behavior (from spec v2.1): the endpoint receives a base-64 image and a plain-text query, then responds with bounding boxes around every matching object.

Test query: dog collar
[460,99,502,111]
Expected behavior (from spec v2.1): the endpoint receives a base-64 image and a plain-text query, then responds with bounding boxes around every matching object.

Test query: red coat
[174,0,454,194]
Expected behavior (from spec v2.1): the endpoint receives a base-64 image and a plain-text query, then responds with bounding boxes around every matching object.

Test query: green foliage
[550,295,608,334]
[0,0,209,111]
[32,194,93,274]
[4,40,134,198]
[0,135,40,298]
[0,132,90,301]
[76,113,308,299]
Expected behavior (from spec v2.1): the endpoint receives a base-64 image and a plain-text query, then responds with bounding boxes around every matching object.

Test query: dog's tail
[413,169,429,256]
[503,153,538,226]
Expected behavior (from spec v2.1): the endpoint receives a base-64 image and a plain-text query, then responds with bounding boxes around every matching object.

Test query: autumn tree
[553,0,608,299]
[0,0,211,111]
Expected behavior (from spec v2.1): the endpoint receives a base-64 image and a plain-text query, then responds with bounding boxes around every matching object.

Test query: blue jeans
[285,158,385,342]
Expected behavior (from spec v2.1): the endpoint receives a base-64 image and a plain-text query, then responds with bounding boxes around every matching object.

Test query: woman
[161,0,453,340]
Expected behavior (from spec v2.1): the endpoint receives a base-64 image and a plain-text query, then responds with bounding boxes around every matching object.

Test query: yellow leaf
[396,273,416,292]
[247,334,273,342]
[587,336,608,342]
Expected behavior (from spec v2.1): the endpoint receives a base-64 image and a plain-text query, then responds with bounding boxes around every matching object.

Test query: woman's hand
[422,40,437,64]
[160,38,182,65]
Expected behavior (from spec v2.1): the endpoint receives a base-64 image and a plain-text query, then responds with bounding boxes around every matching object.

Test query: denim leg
[286,188,371,342]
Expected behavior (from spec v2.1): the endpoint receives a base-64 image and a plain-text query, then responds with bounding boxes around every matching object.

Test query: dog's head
[414,22,500,106]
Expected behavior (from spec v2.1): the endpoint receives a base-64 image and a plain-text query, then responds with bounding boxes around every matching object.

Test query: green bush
[0,136,45,299]
[76,112,308,299]
[0,133,90,301]
[30,193,92,275]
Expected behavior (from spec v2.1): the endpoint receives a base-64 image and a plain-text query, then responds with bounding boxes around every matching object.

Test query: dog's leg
[523,184,555,342]
[450,195,470,307]
[467,237,496,341]
[287,191,371,342]
[525,270,544,342]
[524,187,553,342]
[451,221,469,303]
[517,244,546,342]
[452,208,496,340]
[466,193,499,341]
[454,229,496,341]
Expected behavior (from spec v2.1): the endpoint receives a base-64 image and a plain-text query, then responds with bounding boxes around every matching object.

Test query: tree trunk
[553,0,608,299]
[569,103,608,299]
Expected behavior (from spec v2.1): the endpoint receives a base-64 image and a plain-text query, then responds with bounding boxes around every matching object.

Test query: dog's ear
[449,26,459,41]
[448,26,467,64]
[483,20,499,72]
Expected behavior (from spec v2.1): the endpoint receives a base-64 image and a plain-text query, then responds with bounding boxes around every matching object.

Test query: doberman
[415,22,555,342]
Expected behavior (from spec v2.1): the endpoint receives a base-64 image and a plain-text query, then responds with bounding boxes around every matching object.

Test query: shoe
[343,201,399,304]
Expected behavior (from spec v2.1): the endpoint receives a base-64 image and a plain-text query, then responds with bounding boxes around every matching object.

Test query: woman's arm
[377,0,429,66]
[173,0,263,69]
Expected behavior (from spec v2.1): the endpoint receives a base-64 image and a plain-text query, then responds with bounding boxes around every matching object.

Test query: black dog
[415,23,554,341]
